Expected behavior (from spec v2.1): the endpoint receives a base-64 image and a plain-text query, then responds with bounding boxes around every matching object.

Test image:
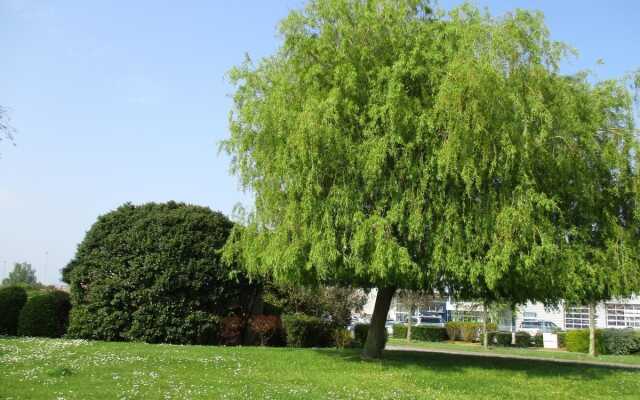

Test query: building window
[565,306,590,329]
[606,303,640,328]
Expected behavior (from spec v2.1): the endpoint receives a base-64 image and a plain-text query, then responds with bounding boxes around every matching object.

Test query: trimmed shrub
[250,315,281,346]
[412,326,448,342]
[393,324,408,339]
[282,314,334,348]
[0,286,28,335]
[557,331,567,348]
[600,328,640,355]
[565,329,605,354]
[460,322,478,342]
[392,324,447,342]
[514,331,531,347]
[18,290,71,338]
[533,333,544,347]
[445,321,461,340]
[479,331,497,345]
[353,323,369,345]
[64,202,257,344]
[445,322,497,342]
[334,327,352,349]
[353,323,388,347]
[183,312,220,345]
[220,315,245,346]
[495,331,513,346]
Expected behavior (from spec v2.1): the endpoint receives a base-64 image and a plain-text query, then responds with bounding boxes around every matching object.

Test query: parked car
[406,314,445,327]
[519,319,560,335]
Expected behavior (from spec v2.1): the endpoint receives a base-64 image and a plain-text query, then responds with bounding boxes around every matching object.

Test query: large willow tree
[223,0,640,358]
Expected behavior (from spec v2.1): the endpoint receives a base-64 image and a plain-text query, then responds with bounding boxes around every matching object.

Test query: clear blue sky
[1,1,639,285]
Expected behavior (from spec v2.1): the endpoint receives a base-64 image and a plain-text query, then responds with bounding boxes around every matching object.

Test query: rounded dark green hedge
[494,331,513,346]
[63,202,255,344]
[600,329,640,355]
[0,286,28,335]
[282,314,334,347]
[17,290,71,338]
[565,329,606,354]
[514,331,531,347]
[392,324,447,342]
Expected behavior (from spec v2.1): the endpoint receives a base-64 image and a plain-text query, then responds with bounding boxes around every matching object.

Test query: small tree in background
[396,290,434,341]
[2,262,38,287]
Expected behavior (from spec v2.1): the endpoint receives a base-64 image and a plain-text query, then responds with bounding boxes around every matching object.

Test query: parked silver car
[519,319,560,335]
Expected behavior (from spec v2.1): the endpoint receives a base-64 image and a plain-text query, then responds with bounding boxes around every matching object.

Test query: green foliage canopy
[0,286,28,335]
[263,283,368,326]
[3,262,38,287]
[17,290,71,338]
[222,0,640,306]
[64,202,251,344]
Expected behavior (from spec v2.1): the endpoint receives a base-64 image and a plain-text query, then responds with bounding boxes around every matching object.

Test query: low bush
[249,315,281,346]
[600,328,640,355]
[353,323,387,347]
[445,321,461,340]
[495,331,512,346]
[0,286,28,335]
[565,329,605,354]
[514,331,531,347]
[479,331,497,345]
[412,326,448,342]
[393,324,407,339]
[282,314,334,348]
[17,290,71,338]
[392,324,447,342]
[334,327,352,349]
[448,322,497,342]
[183,311,220,345]
[460,322,479,342]
[557,331,567,348]
[353,324,369,345]
[533,333,544,347]
[220,315,245,346]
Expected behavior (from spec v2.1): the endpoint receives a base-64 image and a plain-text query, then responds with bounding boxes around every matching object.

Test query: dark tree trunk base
[362,287,396,360]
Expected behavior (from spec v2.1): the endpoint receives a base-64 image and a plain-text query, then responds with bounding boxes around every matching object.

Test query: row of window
[564,304,640,329]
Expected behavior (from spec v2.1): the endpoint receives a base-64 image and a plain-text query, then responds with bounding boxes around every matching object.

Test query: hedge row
[0,286,71,338]
[281,314,335,348]
[565,329,640,355]
[392,324,447,342]
[445,322,497,342]
[0,286,28,335]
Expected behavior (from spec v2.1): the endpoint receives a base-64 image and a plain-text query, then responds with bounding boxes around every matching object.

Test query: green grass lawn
[1,337,638,400]
[388,338,640,366]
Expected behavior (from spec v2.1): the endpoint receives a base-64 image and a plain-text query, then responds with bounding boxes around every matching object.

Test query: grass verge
[1,336,638,399]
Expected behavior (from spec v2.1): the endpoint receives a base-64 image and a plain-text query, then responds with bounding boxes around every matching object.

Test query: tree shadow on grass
[313,347,638,381]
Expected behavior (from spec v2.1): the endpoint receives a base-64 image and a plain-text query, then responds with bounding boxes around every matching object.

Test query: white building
[360,289,640,330]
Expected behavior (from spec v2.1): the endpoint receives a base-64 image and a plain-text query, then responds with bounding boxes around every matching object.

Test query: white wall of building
[360,291,640,330]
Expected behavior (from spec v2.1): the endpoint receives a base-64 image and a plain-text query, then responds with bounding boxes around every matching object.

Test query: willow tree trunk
[511,304,517,345]
[482,303,488,349]
[588,303,597,357]
[362,287,396,359]
[407,305,414,341]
